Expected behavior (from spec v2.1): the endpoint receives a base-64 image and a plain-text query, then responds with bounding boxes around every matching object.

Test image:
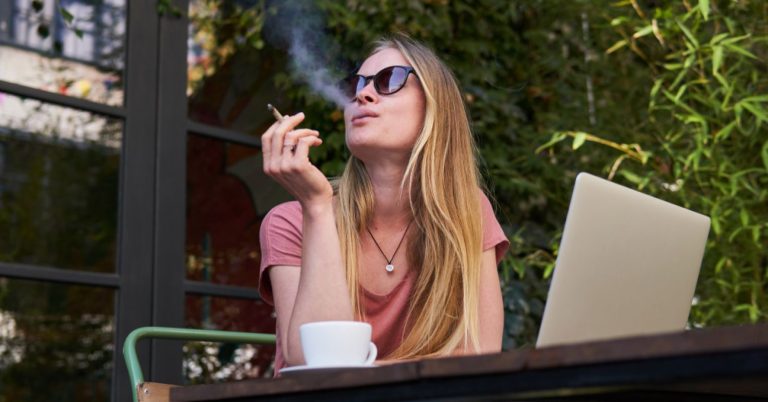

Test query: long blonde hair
[333,34,484,358]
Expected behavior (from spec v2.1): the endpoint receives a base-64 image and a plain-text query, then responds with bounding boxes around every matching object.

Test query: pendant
[385,264,394,273]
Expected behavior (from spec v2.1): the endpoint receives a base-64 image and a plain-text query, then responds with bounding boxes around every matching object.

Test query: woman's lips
[352,115,376,125]
[351,110,379,125]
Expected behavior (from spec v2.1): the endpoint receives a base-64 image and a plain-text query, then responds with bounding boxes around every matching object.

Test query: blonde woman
[259,34,509,372]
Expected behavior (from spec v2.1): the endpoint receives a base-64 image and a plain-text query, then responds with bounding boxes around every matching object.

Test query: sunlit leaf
[762,142,768,172]
[709,33,729,45]
[715,120,737,141]
[676,20,699,48]
[728,227,743,243]
[632,25,653,39]
[699,0,710,21]
[605,39,628,54]
[721,34,751,45]
[723,43,757,59]
[572,133,587,150]
[712,45,723,73]
[741,102,768,122]
[535,132,567,154]
[741,95,768,103]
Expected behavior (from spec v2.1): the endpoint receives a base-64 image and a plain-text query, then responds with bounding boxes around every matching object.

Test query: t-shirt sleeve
[479,191,510,265]
[258,201,303,305]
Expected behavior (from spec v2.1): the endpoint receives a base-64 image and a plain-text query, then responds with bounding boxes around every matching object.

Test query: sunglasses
[342,65,417,100]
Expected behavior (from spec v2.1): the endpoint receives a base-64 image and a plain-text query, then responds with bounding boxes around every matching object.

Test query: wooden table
[171,324,768,401]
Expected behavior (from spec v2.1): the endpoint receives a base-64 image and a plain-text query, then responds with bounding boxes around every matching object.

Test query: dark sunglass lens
[389,67,410,93]
[373,67,395,94]
[342,75,364,99]
[354,76,369,97]
[377,66,410,95]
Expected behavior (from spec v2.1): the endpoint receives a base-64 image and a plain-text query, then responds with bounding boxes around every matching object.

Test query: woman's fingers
[260,120,281,170]
[261,113,322,178]
[291,135,323,161]
[280,134,321,172]
[271,112,305,160]
[283,129,320,148]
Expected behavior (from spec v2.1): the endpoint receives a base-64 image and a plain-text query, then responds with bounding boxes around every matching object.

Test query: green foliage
[265,0,767,345]
[540,1,768,326]
[31,0,765,347]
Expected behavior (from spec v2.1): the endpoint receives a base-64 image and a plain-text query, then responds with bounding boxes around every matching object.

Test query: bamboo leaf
[633,25,653,39]
[741,102,768,122]
[709,33,729,45]
[728,227,744,243]
[740,209,750,226]
[712,45,723,73]
[715,120,737,141]
[606,39,628,54]
[572,133,587,150]
[723,43,758,59]
[676,20,700,49]
[650,79,664,99]
[762,142,768,172]
[699,0,709,21]
[543,262,555,279]
[535,132,567,154]
[721,34,751,45]
[741,95,768,103]
[699,0,710,21]
[714,257,728,274]
[619,170,643,185]
[610,17,629,26]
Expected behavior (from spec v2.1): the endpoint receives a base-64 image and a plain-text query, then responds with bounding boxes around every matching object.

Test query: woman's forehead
[357,48,410,75]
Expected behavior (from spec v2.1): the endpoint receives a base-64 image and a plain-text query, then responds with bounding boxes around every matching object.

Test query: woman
[259,33,509,372]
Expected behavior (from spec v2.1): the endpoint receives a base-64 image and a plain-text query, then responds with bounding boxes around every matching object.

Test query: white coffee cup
[299,321,377,367]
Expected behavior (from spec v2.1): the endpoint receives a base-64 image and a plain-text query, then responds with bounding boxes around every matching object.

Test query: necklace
[366,220,413,273]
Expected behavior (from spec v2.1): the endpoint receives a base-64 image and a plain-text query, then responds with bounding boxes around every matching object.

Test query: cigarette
[267,103,283,120]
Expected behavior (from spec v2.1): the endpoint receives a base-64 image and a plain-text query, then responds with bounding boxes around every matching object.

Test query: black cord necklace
[366,221,413,273]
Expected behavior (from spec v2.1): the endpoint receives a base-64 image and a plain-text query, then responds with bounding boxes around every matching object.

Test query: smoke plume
[264,2,350,109]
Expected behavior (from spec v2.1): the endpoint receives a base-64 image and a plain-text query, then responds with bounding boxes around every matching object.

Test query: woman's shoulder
[265,200,302,218]
[261,201,303,233]
[476,187,495,212]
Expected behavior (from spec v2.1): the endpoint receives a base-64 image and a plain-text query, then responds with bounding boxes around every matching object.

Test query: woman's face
[344,48,426,162]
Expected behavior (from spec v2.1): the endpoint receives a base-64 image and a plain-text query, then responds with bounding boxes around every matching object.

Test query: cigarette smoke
[264,2,350,109]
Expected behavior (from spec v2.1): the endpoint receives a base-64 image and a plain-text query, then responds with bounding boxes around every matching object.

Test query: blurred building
[0,1,289,401]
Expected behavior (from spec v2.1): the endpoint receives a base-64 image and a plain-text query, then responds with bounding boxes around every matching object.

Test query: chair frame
[123,327,276,402]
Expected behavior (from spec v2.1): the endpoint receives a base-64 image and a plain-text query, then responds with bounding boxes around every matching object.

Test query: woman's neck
[365,162,413,230]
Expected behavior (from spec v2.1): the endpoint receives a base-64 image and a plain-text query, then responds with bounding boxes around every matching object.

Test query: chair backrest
[123,326,276,402]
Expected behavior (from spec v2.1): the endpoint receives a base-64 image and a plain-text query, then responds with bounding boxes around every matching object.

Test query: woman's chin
[345,134,379,152]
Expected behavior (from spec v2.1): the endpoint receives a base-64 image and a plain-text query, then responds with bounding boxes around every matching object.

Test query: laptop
[536,172,711,348]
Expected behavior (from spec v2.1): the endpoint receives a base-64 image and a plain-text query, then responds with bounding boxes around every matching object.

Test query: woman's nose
[355,81,377,104]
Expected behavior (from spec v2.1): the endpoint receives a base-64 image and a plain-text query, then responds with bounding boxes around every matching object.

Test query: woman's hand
[261,112,333,208]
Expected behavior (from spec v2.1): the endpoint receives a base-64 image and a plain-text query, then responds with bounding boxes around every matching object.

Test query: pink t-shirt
[258,191,509,373]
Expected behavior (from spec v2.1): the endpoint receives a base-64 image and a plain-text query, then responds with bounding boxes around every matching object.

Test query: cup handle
[363,342,377,365]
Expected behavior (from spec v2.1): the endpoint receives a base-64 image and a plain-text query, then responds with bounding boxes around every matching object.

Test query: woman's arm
[451,248,504,356]
[272,203,354,367]
[263,113,354,366]
[477,247,504,353]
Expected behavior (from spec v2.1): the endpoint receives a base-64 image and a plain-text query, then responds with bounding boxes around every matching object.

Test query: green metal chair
[123,327,276,402]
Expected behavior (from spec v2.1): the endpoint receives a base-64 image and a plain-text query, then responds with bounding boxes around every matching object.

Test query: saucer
[279,364,377,375]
